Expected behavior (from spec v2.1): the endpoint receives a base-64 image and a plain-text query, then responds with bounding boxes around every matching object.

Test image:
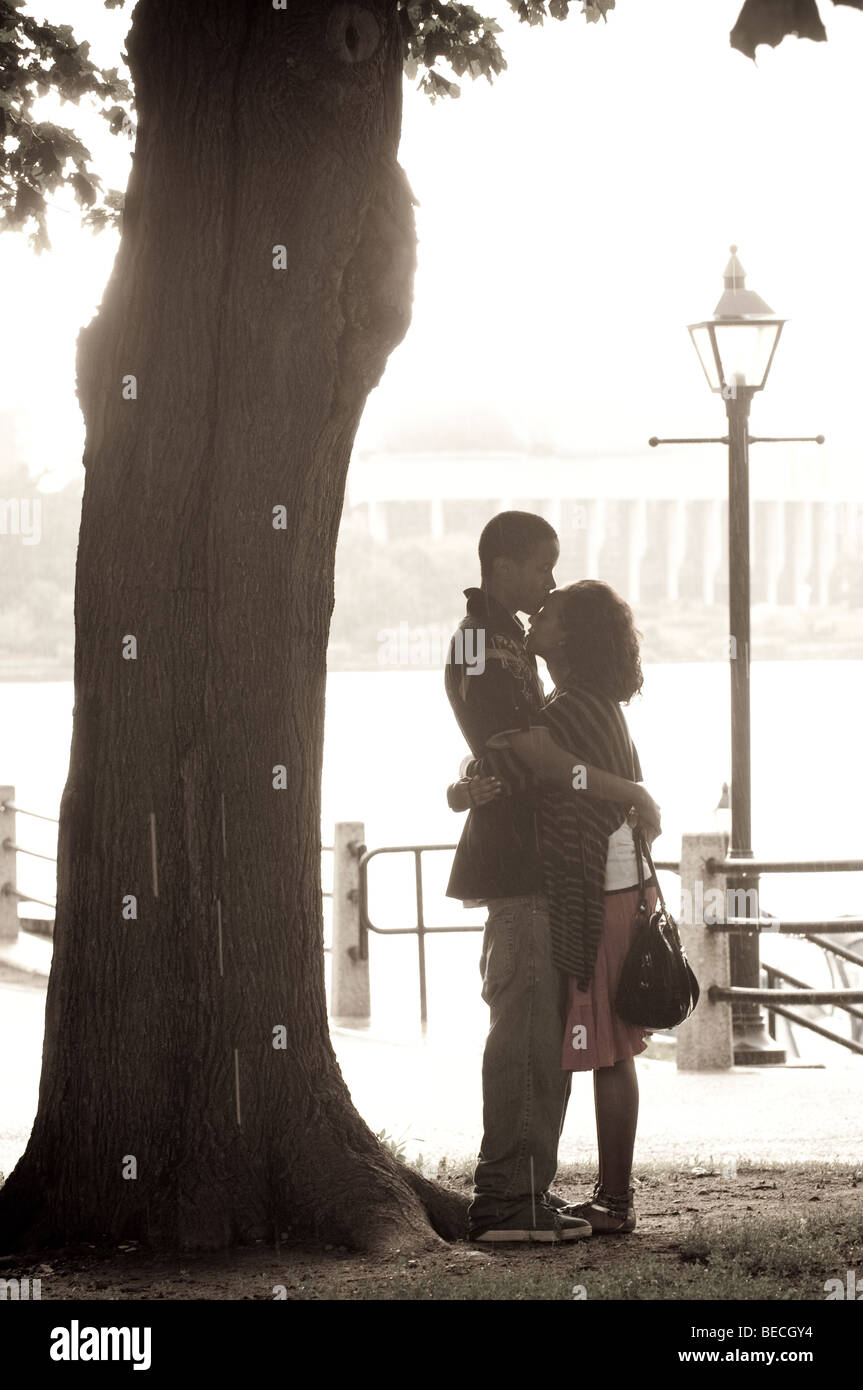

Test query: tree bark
[0,0,467,1254]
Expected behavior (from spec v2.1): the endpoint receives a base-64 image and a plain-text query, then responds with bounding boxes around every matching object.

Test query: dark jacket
[445,588,547,901]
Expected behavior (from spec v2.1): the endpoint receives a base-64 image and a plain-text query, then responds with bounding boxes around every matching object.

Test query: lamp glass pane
[689,324,721,390]
[712,321,780,390]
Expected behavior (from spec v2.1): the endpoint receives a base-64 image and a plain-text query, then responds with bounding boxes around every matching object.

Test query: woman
[460,579,658,1234]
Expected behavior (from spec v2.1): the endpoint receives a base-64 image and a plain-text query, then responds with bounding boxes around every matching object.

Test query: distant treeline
[331,509,863,666]
[2,463,863,679]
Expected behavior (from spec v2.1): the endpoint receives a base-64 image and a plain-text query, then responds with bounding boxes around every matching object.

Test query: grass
[2,1159,860,1301]
[326,1158,863,1301]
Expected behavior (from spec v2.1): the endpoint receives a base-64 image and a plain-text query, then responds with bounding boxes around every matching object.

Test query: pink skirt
[561,885,659,1071]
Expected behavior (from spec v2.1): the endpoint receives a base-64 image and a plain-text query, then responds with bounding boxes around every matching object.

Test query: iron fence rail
[358,844,485,1026]
[711,986,863,1006]
[808,934,863,969]
[358,842,682,1026]
[706,857,863,1055]
[4,793,862,1054]
[707,857,863,875]
[761,961,863,1058]
[0,794,335,918]
[2,839,58,863]
[710,919,863,933]
[359,842,863,1040]
[2,885,57,911]
[759,1001,863,1058]
[0,800,59,823]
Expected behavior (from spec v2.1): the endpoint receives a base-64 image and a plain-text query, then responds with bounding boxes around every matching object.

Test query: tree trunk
[0,0,467,1254]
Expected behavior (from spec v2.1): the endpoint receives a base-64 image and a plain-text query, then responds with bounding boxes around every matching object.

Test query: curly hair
[554,580,643,704]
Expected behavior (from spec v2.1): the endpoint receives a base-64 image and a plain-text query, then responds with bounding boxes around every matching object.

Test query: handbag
[614,827,700,1030]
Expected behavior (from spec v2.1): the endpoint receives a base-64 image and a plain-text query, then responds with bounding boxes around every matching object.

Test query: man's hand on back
[447,775,503,813]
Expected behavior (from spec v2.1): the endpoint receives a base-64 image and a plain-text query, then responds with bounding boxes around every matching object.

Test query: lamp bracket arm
[747,435,825,445]
[648,436,728,447]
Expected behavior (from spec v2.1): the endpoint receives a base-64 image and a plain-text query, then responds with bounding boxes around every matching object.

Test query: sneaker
[542,1190,569,1211]
[560,1184,636,1234]
[469,1203,592,1244]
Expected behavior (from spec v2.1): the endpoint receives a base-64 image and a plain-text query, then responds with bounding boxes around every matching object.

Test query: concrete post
[329,821,370,1021]
[0,787,18,943]
[675,829,734,1070]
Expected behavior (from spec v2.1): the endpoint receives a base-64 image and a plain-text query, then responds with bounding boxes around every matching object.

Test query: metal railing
[1,796,60,926]
[358,844,476,1027]
[357,841,863,1052]
[0,790,335,946]
[1,799,60,823]
[357,841,681,1027]
[701,856,863,1056]
[706,856,863,876]
[5,790,862,1060]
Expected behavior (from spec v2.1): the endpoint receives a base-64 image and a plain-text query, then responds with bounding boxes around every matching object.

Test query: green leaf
[582,0,615,22]
[70,170,96,205]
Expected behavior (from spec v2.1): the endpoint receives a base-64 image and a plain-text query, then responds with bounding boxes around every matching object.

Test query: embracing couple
[444,510,662,1244]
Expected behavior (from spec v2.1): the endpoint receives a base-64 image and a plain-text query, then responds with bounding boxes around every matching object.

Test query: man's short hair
[478,511,558,579]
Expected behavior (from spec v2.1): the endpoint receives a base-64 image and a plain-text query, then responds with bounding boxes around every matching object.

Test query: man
[445,511,660,1243]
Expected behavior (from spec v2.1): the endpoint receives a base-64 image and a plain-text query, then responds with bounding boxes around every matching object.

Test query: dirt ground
[3,1162,860,1301]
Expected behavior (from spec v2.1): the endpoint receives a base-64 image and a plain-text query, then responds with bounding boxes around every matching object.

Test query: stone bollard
[0,787,18,944]
[329,820,370,1021]
[675,829,733,1070]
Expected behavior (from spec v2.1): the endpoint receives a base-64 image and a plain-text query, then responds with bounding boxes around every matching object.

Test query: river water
[2,665,861,1053]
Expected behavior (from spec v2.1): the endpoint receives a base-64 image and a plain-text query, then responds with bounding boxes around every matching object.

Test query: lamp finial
[715,247,774,319]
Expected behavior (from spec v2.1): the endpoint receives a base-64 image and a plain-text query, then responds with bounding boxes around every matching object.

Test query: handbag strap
[633,822,648,914]
[633,825,669,917]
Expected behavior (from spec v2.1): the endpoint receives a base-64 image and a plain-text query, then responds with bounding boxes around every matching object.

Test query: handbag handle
[632,824,669,918]
[633,822,648,915]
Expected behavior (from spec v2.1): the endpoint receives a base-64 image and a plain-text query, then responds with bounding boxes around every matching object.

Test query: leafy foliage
[730,0,863,60]
[400,2,506,100]
[504,0,614,27]
[399,0,615,101]
[0,0,132,251]
[374,1128,409,1162]
[0,0,861,249]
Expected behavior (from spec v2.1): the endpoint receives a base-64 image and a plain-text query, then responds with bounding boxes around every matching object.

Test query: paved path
[331,1024,863,1171]
[2,939,861,1180]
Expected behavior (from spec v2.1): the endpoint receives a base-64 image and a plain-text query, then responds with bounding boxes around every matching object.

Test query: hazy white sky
[3,0,862,490]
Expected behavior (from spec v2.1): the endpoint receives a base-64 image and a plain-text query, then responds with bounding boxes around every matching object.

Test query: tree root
[396,1164,470,1242]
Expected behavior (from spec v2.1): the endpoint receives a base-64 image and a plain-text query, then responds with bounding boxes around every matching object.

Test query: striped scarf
[533,686,642,989]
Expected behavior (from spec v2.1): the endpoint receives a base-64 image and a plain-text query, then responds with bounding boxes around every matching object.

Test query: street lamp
[688,246,785,399]
[651,247,824,1067]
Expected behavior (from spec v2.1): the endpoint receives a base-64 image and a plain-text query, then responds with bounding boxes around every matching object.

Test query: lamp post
[650,247,824,1066]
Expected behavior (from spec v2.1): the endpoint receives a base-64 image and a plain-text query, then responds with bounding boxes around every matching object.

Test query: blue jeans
[469,893,572,1232]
